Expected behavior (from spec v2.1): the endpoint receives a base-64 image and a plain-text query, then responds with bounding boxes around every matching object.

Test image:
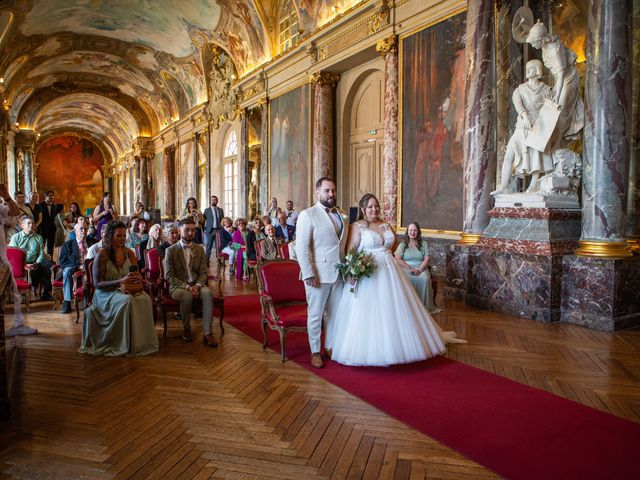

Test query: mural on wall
[197,134,208,207]
[178,140,197,212]
[400,12,466,232]
[269,84,310,211]
[36,136,104,213]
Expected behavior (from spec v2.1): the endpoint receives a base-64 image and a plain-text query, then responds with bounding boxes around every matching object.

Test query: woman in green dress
[80,220,159,356]
[394,222,439,313]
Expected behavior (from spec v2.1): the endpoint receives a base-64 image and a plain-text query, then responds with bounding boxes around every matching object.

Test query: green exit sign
[369,129,377,134]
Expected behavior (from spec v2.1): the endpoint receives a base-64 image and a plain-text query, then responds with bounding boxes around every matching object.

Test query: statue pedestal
[493,192,580,209]
[446,207,580,323]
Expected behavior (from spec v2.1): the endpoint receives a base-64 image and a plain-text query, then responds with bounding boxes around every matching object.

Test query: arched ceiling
[0,0,360,162]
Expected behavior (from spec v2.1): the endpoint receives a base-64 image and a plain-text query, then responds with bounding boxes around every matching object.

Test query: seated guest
[86,224,108,260]
[219,217,236,276]
[261,215,272,229]
[164,217,218,347]
[138,223,163,269]
[69,217,94,242]
[245,217,265,263]
[275,211,295,242]
[9,216,53,301]
[125,218,148,251]
[130,201,151,222]
[62,202,82,239]
[394,222,439,313]
[158,224,180,258]
[231,218,248,281]
[80,220,159,356]
[59,223,89,314]
[260,224,279,261]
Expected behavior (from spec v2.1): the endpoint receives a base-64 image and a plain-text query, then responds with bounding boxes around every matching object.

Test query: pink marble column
[311,72,339,181]
[460,0,496,245]
[376,35,399,226]
[259,98,269,213]
[162,146,176,218]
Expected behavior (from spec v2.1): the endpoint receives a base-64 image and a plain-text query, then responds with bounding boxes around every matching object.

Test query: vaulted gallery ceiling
[0,0,362,162]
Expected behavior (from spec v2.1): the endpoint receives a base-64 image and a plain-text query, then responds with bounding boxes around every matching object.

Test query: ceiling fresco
[0,0,360,163]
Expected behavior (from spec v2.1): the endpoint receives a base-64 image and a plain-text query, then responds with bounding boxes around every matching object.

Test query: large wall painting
[268,84,310,211]
[178,140,197,211]
[36,136,103,214]
[399,12,466,232]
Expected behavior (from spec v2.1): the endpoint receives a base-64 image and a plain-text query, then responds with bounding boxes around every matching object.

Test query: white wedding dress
[328,222,461,367]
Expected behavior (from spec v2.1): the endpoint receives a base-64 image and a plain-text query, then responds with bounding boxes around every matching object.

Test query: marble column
[310,71,339,181]
[627,2,640,252]
[5,131,15,195]
[138,155,150,207]
[163,146,176,219]
[258,98,269,215]
[23,150,34,197]
[575,0,633,259]
[239,111,248,217]
[376,35,399,226]
[460,0,496,245]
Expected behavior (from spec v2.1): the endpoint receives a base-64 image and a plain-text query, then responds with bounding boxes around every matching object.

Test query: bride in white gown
[327,194,465,367]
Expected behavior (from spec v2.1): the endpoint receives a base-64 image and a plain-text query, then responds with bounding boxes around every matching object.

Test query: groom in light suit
[295,177,349,368]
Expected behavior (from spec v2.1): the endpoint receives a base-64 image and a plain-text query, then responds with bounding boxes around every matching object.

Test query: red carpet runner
[224,295,640,479]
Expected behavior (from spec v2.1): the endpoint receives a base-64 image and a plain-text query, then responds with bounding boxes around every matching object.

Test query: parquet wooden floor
[1,277,639,479]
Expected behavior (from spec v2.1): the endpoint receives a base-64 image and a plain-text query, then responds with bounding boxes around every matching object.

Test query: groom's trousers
[304,279,343,353]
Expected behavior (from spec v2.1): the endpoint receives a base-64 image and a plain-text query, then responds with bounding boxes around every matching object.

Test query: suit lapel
[315,203,340,238]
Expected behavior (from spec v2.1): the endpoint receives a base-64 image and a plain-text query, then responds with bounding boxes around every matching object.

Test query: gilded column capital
[256,96,269,108]
[309,71,340,87]
[376,35,398,57]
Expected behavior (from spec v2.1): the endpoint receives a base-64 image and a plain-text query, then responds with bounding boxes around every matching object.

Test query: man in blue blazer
[203,195,224,262]
[59,223,90,313]
[274,212,295,242]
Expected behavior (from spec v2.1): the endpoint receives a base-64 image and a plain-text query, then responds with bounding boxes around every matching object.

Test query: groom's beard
[319,198,336,208]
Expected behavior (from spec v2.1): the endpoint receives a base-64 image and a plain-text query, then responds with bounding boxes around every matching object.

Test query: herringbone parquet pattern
[1,278,639,479]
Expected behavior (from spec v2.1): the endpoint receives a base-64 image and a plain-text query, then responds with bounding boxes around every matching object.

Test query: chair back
[84,258,95,299]
[255,239,264,261]
[257,260,305,304]
[278,242,290,259]
[6,247,27,278]
[145,248,162,282]
[216,230,224,254]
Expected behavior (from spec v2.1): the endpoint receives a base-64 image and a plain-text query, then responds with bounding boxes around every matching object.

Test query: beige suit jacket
[164,242,208,293]
[295,202,348,283]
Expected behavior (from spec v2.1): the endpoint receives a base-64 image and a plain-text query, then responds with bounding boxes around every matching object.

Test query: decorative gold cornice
[309,71,340,87]
[575,240,633,259]
[627,238,640,253]
[368,5,391,35]
[376,34,398,57]
[458,233,481,246]
[256,96,268,108]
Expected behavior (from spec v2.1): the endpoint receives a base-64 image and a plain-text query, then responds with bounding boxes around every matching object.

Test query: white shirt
[86,240,103,260]
[285,209,298,227]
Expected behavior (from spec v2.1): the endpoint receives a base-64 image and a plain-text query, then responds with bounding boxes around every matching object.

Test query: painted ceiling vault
[0,0,362,163]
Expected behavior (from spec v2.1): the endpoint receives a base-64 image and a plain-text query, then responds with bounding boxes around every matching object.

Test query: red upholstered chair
[158,263,225,337]
[216,230,229,276]
[257,259,307,362]
[254,239,264,263]
[278,242,290,259]
[6,247,32,312]
[50,264,64,310]
[142,248,162,324]
[74,259,93,323]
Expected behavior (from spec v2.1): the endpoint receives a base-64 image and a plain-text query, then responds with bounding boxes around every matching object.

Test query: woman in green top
[394,222,438,313]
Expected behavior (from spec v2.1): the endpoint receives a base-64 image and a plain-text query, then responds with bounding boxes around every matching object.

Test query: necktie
[213,207,218,228]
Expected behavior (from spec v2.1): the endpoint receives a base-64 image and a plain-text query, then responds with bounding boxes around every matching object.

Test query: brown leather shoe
[203,333,218,348]
[323,348,332,360]
[182,331,193,342]
[310,353,324,369]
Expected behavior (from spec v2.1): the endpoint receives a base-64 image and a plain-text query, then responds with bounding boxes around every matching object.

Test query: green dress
[394,242,436,312]
[80,257,159,356]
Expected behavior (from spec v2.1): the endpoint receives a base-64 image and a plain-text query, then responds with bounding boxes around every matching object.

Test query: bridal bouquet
[335,248,377,293]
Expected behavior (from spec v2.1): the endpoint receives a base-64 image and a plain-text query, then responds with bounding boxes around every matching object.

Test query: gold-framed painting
[398,10,466,234]
[268,82,312,212]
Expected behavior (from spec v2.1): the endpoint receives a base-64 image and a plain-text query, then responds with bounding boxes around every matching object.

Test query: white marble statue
[492,60,553,194]
[493,11,584,206]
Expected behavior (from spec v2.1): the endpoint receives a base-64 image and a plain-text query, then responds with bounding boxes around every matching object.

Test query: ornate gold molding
[575,240,633,259]
[368,5,390,35]
[627,238,640,253]
[309,71,340,87]
[376,34,398,57]
[458,233,481,246]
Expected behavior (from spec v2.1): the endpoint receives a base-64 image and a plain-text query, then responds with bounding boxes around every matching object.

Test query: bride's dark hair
[357,193,382,223]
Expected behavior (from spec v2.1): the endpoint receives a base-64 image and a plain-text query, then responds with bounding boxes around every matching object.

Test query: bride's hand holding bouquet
[335,248,377,293]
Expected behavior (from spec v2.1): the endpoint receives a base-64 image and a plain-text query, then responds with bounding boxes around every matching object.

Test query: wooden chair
[257,259,307,362]
[6,247,32,312]
[158,263,225,337]
[50,264,63,310]
[75,259,93,323]
[215,230,229,276]
[141,248,162,325]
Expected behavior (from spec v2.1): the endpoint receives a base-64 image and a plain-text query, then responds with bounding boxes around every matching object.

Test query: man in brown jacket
[164,216,217,347]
